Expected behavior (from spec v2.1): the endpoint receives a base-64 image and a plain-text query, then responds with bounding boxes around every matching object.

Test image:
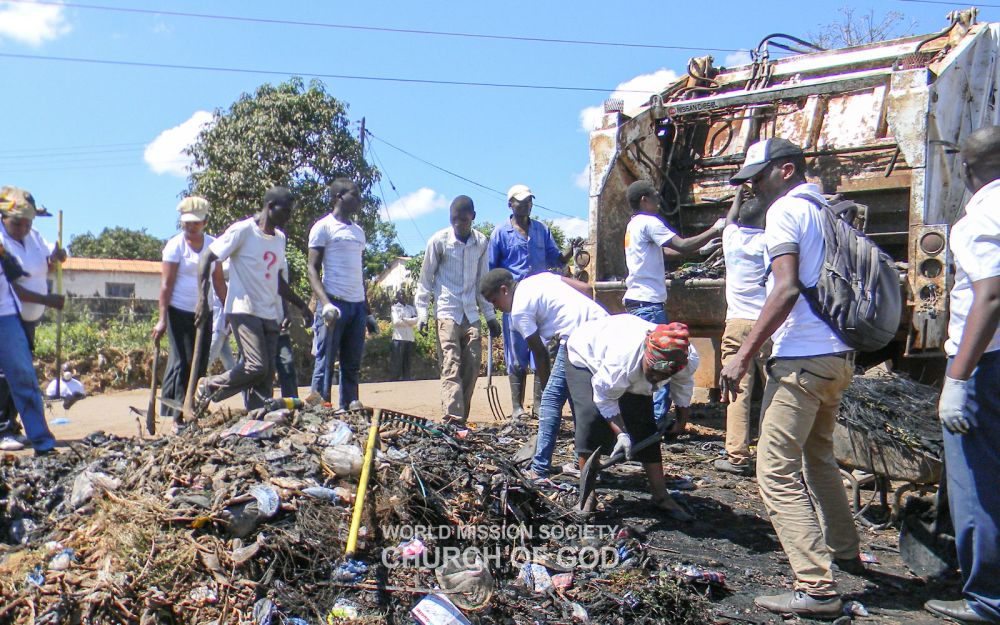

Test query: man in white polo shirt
[479,267,607,480]
[308,178,379,410]
[715,194,772,476]
[719,138,861,618]
[923,126,1000,625]
[622,180,724,430]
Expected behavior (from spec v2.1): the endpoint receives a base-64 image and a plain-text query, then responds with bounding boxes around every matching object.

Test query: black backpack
[798,195,902,352]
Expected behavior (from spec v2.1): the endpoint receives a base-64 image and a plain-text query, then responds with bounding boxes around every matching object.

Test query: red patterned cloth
[643,322,690,375]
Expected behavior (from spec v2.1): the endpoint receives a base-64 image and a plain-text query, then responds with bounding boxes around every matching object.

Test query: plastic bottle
[262,397,303,411]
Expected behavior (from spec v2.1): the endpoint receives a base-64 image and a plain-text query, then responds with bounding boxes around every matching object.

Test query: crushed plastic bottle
[332,559,368,582]
[327,599,360,622]
[48,548,74,571]
[843,600,869,617]
[677,564,726,585]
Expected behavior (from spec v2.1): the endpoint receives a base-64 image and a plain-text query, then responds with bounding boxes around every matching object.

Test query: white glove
[713,217,727,232]
[611,432,632,458]
[939,376,970,434]
[321,303,341,325]
[698,237,723,256]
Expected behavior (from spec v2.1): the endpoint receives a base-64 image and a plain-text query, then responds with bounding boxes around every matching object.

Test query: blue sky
[2,0,993,255]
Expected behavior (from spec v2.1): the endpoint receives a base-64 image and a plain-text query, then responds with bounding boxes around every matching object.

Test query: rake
[486,336,505,421]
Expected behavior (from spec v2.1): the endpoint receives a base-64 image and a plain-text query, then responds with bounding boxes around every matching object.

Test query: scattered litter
[327,598,360,621]
[860,552,880,564]
[69,470,120,509]
[411,593,472,625]
[844,600,870,617]
[25,566,44,587]
[249,484,280,518]
[332,559,368,582]
[552,572,574,589]
[517,562,554,593]
[48,548,74,571]
[322,444,364,477]
[398,538,426,558]
[50,418,70,426]
[220,419,276,438]
[252,597,276,625]
[677,564,727,586]
[319,419,353,446]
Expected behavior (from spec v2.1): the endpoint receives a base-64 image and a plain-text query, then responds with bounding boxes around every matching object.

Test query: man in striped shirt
[416,196,502,425]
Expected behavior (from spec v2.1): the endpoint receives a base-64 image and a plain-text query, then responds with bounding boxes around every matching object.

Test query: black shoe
[832,555,866,575]
[34,446,56,457]
[925,599,994,623]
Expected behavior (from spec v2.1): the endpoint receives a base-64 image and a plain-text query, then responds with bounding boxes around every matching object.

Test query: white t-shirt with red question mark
[209,217,287,322]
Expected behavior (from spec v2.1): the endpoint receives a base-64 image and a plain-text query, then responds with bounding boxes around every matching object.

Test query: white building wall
[59,270,161,300]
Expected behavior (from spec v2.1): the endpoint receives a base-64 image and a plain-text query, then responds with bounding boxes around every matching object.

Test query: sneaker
[714,458,754,476]
[754,591,843,618]
[0,436,24,451]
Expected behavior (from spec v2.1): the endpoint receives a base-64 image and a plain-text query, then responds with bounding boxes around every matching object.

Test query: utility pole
[359,117,366,154]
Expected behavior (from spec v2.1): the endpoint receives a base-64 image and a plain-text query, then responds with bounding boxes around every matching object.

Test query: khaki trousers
[756,354,859,596]
[438,317,482,422]
[720,319,772,463]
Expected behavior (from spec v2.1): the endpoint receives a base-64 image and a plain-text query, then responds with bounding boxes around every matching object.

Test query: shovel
[181,322,208,422]
[129,342,161,435]
[577,424,668,509]
[486,337,504,421]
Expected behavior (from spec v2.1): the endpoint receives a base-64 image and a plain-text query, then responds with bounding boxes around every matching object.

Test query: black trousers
[160,306,211,418]
[0,320,36,433]
[390,339,415,381]
[565,362,661,464]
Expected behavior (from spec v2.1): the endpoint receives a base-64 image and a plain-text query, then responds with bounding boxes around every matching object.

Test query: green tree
[68,227,164,260]
[186,77,403,292]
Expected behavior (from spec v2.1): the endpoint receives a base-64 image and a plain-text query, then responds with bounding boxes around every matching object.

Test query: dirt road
[37,376,526,448]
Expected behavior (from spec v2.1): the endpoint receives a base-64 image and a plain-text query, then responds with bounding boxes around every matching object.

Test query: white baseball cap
[506,184,534,202]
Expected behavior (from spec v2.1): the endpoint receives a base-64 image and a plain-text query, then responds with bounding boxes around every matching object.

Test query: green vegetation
[68,227,165,261]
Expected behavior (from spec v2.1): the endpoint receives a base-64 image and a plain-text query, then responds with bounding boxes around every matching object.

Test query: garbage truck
[582,8,998,382]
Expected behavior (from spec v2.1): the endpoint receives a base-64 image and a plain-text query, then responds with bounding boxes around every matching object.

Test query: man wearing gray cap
[719,138,860,618]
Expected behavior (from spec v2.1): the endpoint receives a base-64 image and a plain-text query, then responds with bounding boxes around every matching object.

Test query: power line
[367,142,428,245]
[0,51,656,94]
[0,141,147,155]
[7,0,746,53]
[895,0,1000,7]
[366,131,578,219]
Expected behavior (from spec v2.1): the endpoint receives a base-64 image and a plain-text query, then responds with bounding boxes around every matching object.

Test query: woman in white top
[0,186,66,440]
[152,197,226,419]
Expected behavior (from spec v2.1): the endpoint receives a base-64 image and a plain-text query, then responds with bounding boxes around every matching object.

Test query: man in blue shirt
[488,184,573,419]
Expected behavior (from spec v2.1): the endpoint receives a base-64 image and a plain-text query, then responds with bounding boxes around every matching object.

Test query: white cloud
[144,110,213,177]
[573,165,589,191]
[551,217,589,240]
[579,68,679,132]
[0,0,71,46]
[385,188,448,221]
[724,50,753,67]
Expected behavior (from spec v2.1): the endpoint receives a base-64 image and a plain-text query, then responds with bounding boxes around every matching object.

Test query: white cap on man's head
[507,184,534,202]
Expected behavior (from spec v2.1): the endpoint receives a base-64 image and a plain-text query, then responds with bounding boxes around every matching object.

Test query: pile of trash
[0,405,713,624]
[838,369,943,456]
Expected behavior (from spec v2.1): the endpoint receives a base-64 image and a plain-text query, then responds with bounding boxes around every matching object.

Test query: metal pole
[54,210,64,398]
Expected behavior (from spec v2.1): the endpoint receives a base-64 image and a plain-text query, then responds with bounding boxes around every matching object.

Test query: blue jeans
[623,300,672,422]
[0,314,54,451]
[501,312,532,375]
[311,297,366,408]
[943,350,1000,621]
[531,342,572,476]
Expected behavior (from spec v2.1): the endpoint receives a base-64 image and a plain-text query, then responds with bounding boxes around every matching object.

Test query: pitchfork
[486,336,505,421]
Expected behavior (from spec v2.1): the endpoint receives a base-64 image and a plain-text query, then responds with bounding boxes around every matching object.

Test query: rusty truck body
[584,10,1000,380]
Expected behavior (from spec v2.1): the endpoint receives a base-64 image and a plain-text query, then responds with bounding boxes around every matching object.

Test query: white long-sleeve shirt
[415,226,496,325]
[567,314,699,419]
[391,302,419,341]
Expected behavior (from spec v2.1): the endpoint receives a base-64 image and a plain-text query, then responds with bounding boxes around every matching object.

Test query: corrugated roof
[57,258,162,274]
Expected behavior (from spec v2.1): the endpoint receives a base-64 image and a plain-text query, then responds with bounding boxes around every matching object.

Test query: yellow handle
[346,408,381,557]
